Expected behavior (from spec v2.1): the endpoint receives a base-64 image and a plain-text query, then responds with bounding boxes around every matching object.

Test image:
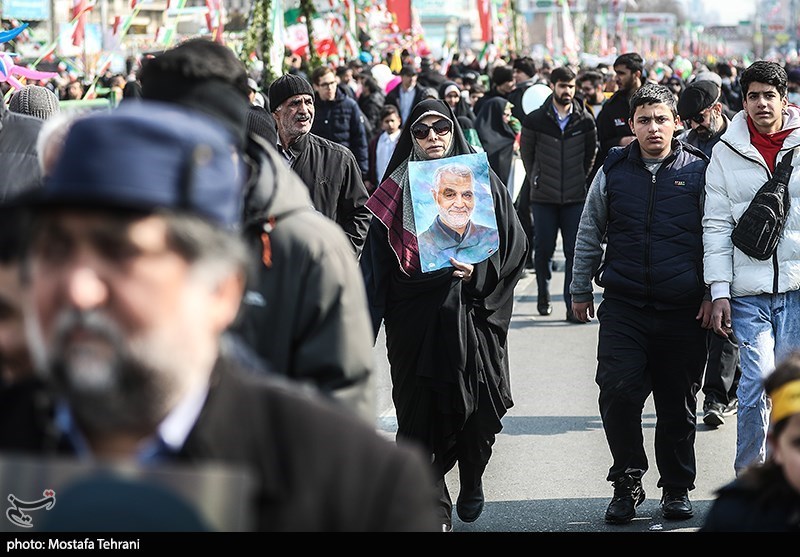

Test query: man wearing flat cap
[678,79,742,431]
[678,80,730,158]
[1,101,440,532]
[268,73,372,258]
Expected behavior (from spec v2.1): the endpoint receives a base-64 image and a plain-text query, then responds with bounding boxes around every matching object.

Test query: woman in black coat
[359,99,528,531]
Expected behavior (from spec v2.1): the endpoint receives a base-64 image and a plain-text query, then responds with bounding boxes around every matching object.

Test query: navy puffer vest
[597,140,708,309]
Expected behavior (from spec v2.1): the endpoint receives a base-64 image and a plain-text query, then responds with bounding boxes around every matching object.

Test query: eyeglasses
[317,81,337,88]
[688,109,709,124]
[411,119,452,139]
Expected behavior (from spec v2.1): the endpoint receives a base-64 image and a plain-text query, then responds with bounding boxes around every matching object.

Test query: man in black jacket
[268,73,372,257]
[310,65,370,178]
[589,52,644,182]
[520,65,597,322]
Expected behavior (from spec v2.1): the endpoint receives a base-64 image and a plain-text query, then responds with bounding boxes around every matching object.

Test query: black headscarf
[473,96,517,184]
[438,80,476,122]
[366,99,475,275]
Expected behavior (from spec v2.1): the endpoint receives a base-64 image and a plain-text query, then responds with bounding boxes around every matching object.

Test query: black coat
[286,132,372,257]
[0,350,441,532]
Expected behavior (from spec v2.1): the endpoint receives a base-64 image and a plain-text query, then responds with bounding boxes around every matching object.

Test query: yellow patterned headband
[770,380,800,425]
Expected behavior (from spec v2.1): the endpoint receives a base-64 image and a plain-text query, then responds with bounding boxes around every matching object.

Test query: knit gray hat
[9,85,60,120]
[267,74,313,112]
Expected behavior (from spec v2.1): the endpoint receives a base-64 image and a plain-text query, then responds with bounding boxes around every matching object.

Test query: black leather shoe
[537,293,552,316]
[661,489,693,519]
[456,482,484,523]
[604,475,645,524]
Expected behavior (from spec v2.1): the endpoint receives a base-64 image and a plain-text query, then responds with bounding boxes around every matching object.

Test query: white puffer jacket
[703,107,800,297]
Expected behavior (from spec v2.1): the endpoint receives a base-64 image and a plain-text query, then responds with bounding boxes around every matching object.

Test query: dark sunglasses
[411,119,452,139]
[688,111,707,124]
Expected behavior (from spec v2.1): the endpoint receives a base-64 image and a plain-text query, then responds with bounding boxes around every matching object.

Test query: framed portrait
[409,152,500,273]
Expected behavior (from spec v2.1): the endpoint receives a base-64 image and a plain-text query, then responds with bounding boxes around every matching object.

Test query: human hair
[335,66,351,79]
[310,66,335,86]
[739,60,788,98]
[629,83,677,119]
[433,163,474,192]
[614,52,644,75]
[0,209,26,264]
[512,56,536,78]
[360,75,379,95]
[765,351,800,437]
[138,38,249,99]
[550,66,576,84]
[36,112,82,177]
[162,211,250,282]
[380,104,400,122]
[578,70,604,88]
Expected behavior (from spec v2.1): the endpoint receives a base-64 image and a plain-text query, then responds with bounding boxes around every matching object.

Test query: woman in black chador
[360,99,528,531]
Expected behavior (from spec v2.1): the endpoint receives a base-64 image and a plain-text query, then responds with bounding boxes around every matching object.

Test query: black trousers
[433,382,501,521]
[515,181,534,267]
[702,330,741,406]
[595,298,706,491]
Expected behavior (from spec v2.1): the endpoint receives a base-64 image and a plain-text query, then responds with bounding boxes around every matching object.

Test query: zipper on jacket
[644,172,657,298]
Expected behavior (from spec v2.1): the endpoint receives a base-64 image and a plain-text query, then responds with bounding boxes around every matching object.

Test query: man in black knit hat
[267,73,372,258]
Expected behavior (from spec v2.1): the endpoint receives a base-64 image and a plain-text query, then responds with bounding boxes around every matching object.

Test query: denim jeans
[730,289,800,474]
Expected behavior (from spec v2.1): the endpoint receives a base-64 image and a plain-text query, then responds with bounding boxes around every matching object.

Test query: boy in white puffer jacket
[703,60,800,477]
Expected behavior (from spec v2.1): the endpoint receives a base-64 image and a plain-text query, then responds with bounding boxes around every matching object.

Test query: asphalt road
[373,261,738,536]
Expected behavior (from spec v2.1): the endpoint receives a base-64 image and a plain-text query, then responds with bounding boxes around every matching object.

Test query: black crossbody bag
[731,149,794,260]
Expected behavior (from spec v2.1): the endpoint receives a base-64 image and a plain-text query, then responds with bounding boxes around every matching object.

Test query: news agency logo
[6,490,56,528]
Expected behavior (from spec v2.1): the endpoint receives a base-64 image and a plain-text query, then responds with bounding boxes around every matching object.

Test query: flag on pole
[477,0,493,44]
[71,0,92,47]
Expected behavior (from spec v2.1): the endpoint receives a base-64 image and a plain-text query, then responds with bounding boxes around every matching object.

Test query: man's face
[381,113,401,134]
[614,65,640,93]
[433,171,475,233]
[629,102,677,159]
[313,71,337,101]
[743,82,787,134]
[496,79,515,95]
[274,94,314,144]
[401,74,417,90]
[0,262,33,384]
[24,212,229,438]
[513,68,530,84]
[687,103,723,141]
[553,79,576,108]
[580,81,603,104]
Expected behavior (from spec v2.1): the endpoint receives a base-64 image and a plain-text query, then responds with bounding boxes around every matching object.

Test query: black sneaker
[604,475,645,524]
[703,402,725,427]
[661,488,693,519]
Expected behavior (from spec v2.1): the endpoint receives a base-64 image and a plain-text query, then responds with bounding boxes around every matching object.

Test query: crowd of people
[0,37,799,532]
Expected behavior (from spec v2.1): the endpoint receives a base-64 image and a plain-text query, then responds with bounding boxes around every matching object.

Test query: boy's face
[629,101,677,159]
[381,113,401,134]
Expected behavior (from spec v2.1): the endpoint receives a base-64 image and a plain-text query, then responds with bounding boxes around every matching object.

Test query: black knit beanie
[267,74,313,113]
